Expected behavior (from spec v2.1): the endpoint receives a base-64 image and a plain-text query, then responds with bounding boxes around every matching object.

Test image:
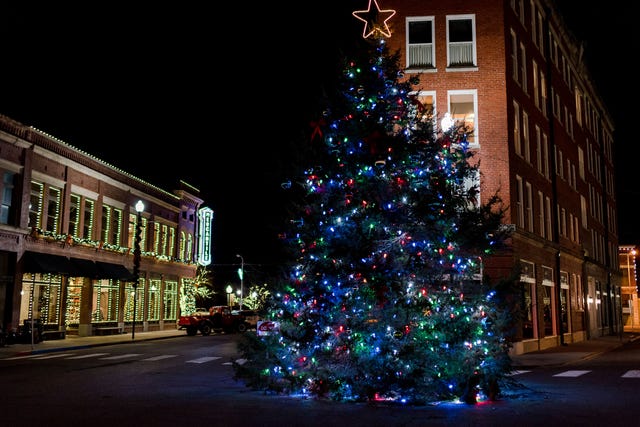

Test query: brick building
[376,0,621,353]
[0,114,212,338]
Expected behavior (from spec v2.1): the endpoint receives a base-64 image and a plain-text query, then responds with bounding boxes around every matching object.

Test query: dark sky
[1,2,637,282]
[0,2,359,281]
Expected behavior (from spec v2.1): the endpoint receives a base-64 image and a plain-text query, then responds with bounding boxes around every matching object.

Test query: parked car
[178,306,250,335]
[232,309,262,329]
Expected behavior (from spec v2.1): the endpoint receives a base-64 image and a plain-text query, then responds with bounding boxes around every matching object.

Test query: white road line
[99,354,142,360]
[622,370,640,378]
[508,370,531,376]
[186,356,221,364]
[142,355,178,361]
[32,353,76,359]
[553,370,591,377]
[2,354,47,360]
[66,353,110,359]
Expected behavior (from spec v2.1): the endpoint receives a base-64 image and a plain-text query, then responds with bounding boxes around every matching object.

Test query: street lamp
[132,200,144,340]
[226,285,233,307]
[236,254,244,310]
[628,249,637,328]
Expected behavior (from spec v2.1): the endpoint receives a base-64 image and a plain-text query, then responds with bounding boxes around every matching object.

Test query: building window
[29,181,44,230]
[532,60,540,108]
[446,15,476,67]
[572,273,584,311]
[516,175,525,228]
[540,71,548,117]
[0,171,15,225]
[522,110,530,162]
[407,17,435,68]
[186,233,193,261]
[148,280,161,321]
[513,101,521,155]
[101,205,111,244]
[20,274,62,325]
[545,196,552,239]
[463,168,480,208]
[111,208,122,246]
[520,41,527,93]
[164,281,178,320]
[411,91,435,119]
[520,259,535,339]
[542,266,555,336]
[125,279,144,322]
[538,191,545,238]
[511,30,518,82]
[101,205,123,246]
[92,279,120,323]
[542,133,549,179]
[179,231,187,260]
[525,182,533,233]
[68,194,80,236]
[129,212,147,251]
[46,187,61,235]
[83,199,95,240]
[448,90,477,144]
[159,223,168,256]
[560,271,569,333]
[535,125,542,174]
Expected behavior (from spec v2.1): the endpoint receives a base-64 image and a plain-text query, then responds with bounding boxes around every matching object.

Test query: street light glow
[236,254,244,310]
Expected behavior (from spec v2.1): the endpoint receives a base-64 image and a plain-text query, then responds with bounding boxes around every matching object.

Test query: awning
[69,257,99,278]
[95,261,135,281]
[22,251,75,275]
[23,252,135,281]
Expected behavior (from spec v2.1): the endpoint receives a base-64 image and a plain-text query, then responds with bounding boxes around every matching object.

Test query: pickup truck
[178,306,252,336]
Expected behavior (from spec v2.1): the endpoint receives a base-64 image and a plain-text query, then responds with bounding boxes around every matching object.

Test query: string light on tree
[233,12,514,407]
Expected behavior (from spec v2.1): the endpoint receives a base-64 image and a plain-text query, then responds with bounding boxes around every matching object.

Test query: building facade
[378,0,621,353]
[619,245,638,331]
[0,114,211,338]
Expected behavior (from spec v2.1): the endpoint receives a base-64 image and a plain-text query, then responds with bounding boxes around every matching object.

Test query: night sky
[1,2,637,282]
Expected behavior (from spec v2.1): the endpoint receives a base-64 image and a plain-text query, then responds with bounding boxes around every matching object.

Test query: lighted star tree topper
[352,0,396,38]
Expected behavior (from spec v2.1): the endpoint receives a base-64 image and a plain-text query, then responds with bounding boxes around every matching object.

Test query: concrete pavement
[1,327,638,368]
[0,328,186,356]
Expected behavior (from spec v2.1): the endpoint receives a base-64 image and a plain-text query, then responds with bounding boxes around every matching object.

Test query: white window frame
[406,17,435,70]
[447,89,478,146]
[446,14,477,69]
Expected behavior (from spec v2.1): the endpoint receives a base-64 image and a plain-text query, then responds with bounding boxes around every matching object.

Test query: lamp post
[236,254,244,310]
[628,249,637,328]
[132,200,144,340]
[226,285,233,307]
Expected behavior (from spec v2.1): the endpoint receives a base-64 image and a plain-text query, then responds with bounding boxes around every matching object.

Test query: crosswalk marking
[186,356,221,364]
[32,353,76,359]
[5,352,638,378]
[99,354,142,360]
[2,354,48,360]
[67,353,110,359]
[552,370,591,377]
[142,355,178,361]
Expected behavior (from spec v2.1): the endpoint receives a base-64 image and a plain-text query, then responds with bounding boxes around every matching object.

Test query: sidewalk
[2,328,638,368]
[511,331,640,368]
[0,328,186,356]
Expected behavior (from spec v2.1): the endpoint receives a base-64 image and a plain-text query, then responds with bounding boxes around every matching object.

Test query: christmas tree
[233,34,515,405]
